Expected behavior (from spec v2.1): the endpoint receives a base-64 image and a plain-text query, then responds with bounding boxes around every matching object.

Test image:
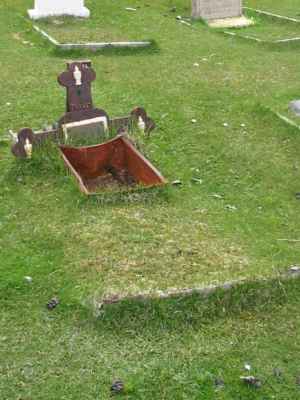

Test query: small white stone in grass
[193,62,199,67]
[244,363,252,371]
[191,177,203,184]
[223,122,228,127]
[241,123,246,127]
[290,265,300,272]
[6,102,11,106]
[180,20,191,26]
[176,15,182,20]
[24,276,32,283]
[172,180,182,186]
[225,204,237,211]
[191,119,197,123]
[212,193,223,199]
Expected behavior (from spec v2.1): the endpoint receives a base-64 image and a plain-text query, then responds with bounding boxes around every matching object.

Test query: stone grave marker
[28,0,90,20]
[192,0,242,20]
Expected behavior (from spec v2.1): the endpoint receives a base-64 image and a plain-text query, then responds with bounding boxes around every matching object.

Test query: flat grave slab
[208,15,253,28]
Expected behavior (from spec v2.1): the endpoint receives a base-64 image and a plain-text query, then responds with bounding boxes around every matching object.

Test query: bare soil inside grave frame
[60,136,166,195]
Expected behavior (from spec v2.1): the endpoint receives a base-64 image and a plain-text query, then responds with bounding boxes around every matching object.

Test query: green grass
[1,0,300,397]
[246,0,300,19]
[34,1,164,43]
[2,0,300,300]
[225,10,300,42]
[2,276,300,399]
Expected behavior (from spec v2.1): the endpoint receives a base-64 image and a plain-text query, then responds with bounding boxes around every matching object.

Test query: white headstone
[192,0,242,20]
[28,0,90,19]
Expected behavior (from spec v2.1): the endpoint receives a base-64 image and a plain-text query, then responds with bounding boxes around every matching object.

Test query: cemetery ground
[1,0,300,398]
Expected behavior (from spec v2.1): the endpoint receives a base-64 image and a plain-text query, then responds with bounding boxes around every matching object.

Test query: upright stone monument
[28,0,90,20]
[191,0,252,27]
[192,0,242,20]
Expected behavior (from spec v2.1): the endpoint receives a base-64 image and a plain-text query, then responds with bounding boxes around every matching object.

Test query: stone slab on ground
[209,15,253,28]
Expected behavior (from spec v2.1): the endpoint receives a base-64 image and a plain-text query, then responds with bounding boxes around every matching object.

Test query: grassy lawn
[226,10,300,42]
[34,1,169,43]
[1,0,300,397]
[2,0,300,301]
[2,276,300,399]
[245,0,300,19]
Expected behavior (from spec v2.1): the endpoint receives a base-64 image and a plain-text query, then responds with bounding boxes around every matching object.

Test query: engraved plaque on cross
[58,62,96,113]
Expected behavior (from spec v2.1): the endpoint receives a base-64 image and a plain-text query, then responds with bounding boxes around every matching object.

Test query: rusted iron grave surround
[60,136,166,195]
[11,60,165,193]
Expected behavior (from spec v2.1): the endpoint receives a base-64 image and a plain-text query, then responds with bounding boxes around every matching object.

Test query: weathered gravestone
[192,0,242,20]
[28,0,90,20]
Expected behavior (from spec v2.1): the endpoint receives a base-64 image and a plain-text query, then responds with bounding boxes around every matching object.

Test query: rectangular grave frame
[59,135,167,195]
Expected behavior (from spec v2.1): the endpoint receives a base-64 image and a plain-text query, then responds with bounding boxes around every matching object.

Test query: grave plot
[60,136,166,195]
[223,9,300,43]
[11,60,156,155]
[32,0,159,48]
[10,60,164,194]
[245,0,300,20]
